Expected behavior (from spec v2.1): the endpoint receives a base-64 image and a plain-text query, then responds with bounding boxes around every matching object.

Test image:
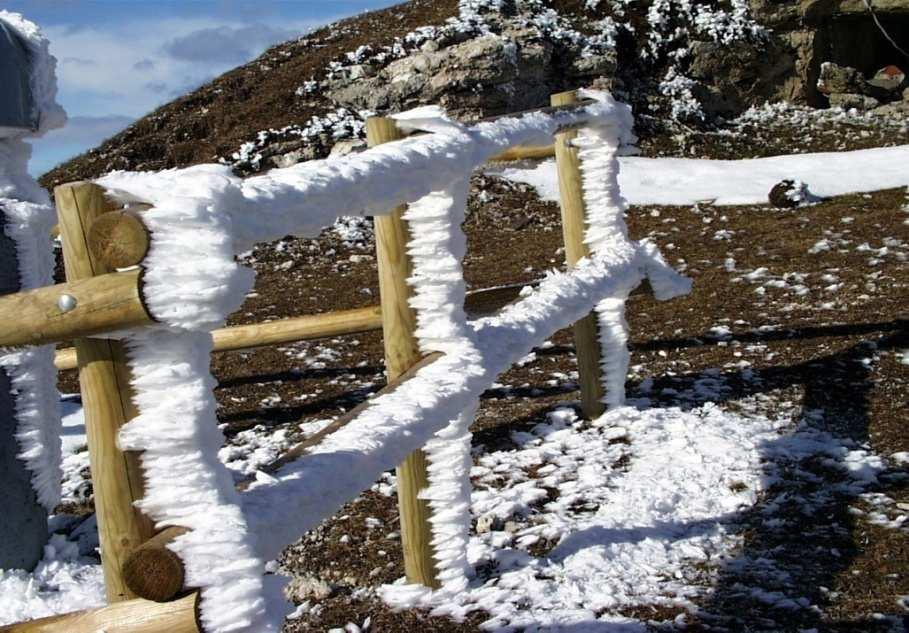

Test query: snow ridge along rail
[1,89,690,633]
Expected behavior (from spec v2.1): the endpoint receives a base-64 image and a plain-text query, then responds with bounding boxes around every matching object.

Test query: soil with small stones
[56,160,908,631]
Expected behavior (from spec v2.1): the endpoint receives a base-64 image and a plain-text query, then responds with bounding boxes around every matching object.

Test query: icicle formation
[0,12,67,511]
[0,197,62,511]
[402,178,481,601]
[121,330,276,633]
[573,97,637,409]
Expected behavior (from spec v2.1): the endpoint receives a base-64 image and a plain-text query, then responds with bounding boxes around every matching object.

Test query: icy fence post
[0,208,47,571]
[366,116,441,589]
[551,90,606,420]
[54,182,155,602]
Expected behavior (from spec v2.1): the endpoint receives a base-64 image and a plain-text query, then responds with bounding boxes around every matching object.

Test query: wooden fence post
[54,182,155,602]
[0,208,47,571]
[366,117,440,589]
[551,90,606,420]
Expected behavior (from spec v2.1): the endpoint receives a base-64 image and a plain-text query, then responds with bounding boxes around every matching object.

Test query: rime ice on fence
[91,90,690,631]
[0,11,66,572]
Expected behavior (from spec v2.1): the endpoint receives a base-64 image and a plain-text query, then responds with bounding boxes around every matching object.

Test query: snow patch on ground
[488,145,909,206]
[0,534,104,625]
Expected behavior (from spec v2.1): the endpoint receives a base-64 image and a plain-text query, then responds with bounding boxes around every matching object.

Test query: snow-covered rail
[5,90,689,633]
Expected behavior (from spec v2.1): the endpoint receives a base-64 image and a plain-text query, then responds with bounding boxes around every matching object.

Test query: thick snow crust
[489,145,909,207]
[0,11,65,517]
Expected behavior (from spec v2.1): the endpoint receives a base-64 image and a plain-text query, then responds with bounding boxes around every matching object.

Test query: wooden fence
[1,91,628,632]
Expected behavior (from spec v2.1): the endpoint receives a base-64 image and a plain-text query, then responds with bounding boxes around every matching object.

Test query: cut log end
[87,210,150,270]
[121,545,185,603]
[121,526,188,603]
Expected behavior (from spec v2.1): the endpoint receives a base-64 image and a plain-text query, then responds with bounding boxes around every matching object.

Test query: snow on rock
[488,145,909,207]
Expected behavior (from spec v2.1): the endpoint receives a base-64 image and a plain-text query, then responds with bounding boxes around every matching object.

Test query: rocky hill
[39,0,909,189]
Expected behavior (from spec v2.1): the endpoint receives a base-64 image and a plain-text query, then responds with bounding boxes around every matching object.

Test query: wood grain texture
[551,91,606,420]
[366,116,440,589]
[0,592,201,633]
[87,210,150,269]
[55,182,155,603]
[54,283,530,370]
[488,144,555,162]
[0,270,149,348]
[121,527,189,603]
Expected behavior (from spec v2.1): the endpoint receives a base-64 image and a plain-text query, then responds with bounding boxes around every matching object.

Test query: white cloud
[30,14,337,174]
[46,16,328,119]
[27,115,134,175]
[162,23,301,64]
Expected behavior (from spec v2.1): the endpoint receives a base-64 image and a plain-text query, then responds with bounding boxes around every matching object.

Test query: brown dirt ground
[55,174,909,631]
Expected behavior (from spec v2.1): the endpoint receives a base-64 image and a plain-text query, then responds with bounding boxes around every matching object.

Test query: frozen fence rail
[1,89,689,633]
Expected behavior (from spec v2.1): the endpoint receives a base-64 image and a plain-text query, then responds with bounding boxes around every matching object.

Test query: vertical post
[54,182,154,602]
[551,90,606,420]
[0,208,47,571]
[366,117,440,589]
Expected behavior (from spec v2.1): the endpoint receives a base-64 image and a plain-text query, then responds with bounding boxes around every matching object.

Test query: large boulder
[817,61,866,94]
[688,39,797,116]
[828,92,879,110]
[327,28,615,118]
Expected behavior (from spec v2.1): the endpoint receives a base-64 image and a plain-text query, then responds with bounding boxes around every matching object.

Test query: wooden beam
[55,182,156,603]
[121,526,189,603]
[367,116,440,589]
[0,270,149,348]
[52,276,533,372]
[488,144,555,162]
[0,592,200,633]
[551,91,606,420]
[87,210,150,270]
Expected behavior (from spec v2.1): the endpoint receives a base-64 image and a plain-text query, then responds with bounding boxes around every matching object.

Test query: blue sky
[8,1,401,175]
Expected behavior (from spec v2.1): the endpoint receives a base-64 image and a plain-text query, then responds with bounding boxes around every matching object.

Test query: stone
[828,92,880,111]
[871,100,909,118]
[476,512,503,534]
[867,65,906,92]
[688,39,797,116]
[328,138,367,158]
[817,62,865,95]
[904,86,909,101]
[284,574,335,601]
[769,179,806,208]
[328,26,614,119]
